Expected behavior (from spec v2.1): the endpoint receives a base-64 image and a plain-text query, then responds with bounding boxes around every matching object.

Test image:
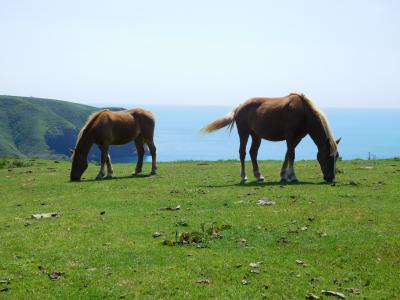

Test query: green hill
[0,95,135,161]
[0,95,96,158]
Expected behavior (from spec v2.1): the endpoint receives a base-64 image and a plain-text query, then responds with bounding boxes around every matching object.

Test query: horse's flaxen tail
[201,110,236,133]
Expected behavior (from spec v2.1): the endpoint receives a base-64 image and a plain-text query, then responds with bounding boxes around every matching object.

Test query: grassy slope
[0,96,96,157]
[0,159,399,299]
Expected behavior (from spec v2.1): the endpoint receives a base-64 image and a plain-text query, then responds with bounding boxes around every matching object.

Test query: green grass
[0,158,34,169]
[0,159,399,299]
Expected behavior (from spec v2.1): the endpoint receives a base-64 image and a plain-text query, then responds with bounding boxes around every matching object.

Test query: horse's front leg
[281,149,298,183]
[287,158,299,183]
[281,140,300,183]
[250,134,264,182]
[96,146,107,179]
[105,153,114,178]
[280,152,290,182]
[133,138,145,176]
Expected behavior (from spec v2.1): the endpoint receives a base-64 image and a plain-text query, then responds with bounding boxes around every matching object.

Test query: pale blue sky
[1,0,399,107]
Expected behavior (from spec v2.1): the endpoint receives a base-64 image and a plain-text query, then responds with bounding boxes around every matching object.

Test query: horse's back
[236,94,307,141]
[91,108,155,145]
[127,108,155,124]
[125,109,156,136]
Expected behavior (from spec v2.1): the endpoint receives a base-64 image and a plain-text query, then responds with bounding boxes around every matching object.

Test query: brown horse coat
[202,93,340,182]
[70,108,157,181]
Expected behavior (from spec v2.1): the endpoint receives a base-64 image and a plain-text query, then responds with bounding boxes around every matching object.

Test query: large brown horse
[70,108,157,181]
[202,93,340,183]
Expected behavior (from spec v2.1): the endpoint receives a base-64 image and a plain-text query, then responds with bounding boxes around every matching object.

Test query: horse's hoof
[95,176,103,180]
[105,175,114,180]
[256,176,265,183]
[240,178,248,184]
[280,178,289,183]
[150,171,157,175]
[290,178,299,183]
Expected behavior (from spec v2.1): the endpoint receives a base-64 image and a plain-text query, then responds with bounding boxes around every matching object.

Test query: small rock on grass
[241,278,250,285]
[257,198,276,206]
[345,287,360,294]
[152,232,161,238]
[321,290,346,299]
[305,293,320,300]
[159,205,181,211]
[196,279,210,285]
[249,262,261,268]
[31,212,61,219]
[239,238,247,246]
[0,287,10,292]
[48,271,64,280]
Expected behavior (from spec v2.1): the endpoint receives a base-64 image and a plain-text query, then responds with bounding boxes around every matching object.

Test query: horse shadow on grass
[71,173,154,183]
[199,180,329,188]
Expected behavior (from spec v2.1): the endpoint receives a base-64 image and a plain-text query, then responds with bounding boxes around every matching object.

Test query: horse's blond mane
[75,109,109,147]
[290,93,337,155]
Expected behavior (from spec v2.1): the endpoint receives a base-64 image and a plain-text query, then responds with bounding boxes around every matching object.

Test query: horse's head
[317,138,341,182]
[70,148,88,181]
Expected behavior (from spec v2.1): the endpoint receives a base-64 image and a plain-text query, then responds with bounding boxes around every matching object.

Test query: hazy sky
[1,1,399,108]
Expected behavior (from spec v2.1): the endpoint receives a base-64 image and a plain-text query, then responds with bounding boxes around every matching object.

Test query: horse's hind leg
[140,119,157,175]
[238,127,250,183]
[133,137,145,176]
[250,133,264,182]
[147,139,157,174]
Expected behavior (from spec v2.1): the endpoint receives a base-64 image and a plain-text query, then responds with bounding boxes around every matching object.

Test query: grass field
[1,158,399,299]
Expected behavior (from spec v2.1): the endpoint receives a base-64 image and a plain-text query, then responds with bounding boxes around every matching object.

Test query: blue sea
[111,106,400,162]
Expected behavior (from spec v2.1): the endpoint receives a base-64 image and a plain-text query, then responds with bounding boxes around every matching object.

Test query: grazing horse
[70,108,157,181]
[202,93,340,183]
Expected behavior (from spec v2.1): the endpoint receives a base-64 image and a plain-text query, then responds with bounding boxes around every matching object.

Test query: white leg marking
[106,154,113,178]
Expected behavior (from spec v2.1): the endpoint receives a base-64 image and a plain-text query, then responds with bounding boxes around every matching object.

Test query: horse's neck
[75,134,93,159]
[306,111,329,150]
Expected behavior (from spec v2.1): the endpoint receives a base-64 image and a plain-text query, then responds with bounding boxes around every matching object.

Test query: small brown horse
[70,108,157,181]
[202,93,340,183]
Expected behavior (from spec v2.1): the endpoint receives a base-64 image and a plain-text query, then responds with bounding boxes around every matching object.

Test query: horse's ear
[336,137,341,145]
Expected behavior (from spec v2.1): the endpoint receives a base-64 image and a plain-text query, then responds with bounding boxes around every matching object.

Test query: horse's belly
[108,121,139,145]
[251,121,286,141]
[111,130,138,145]
[260,132,286,142]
